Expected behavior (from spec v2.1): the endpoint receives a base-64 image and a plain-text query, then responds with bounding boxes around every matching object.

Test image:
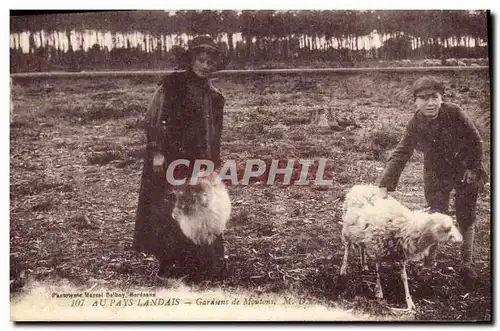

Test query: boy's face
[192,51,218,77]
[414,89,442,119]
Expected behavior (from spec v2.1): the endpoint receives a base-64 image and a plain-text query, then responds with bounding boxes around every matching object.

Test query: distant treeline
[10,10,490,72]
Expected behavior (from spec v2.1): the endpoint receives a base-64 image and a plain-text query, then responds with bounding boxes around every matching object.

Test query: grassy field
[10,69,491,321]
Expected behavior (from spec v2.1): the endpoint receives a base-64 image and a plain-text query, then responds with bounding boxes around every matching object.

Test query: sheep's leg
[340,240,350,276]
[360,244,369,272]
[374,262,383,299]
[401,260,416,312]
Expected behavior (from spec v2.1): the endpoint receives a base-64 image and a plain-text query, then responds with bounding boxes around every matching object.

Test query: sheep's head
[171,174,223,217]
[173,184,208,214]
[426,213,463,243]
[170,173,231,246]
[172,180,211,213]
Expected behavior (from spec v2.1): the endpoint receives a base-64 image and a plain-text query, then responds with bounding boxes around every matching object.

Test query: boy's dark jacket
[379,102,484,191]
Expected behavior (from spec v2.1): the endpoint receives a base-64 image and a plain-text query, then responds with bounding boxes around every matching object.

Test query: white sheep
[171,175,232,246]
[339,184,462,312]
[155,175,231,280]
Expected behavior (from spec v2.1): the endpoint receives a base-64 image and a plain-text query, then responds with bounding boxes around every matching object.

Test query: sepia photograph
[9,9,492,322]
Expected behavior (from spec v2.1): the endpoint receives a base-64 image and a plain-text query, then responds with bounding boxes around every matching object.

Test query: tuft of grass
[282,117,309,126]
[86,151,122,165]
[241,122,265,134]
[291,79,319,92]
[30,200,53,212]
[10,180,73,197]
[45,102,145,124]
[356,125,403,161]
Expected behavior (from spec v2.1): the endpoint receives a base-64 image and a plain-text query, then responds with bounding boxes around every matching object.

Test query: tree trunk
[157,35,163,56]
[12,33,17,51]
[38,31,43,50]
[227,32,234,58]
[245,36,252,60]
[285,36,290,60]
[255,35,261,59]
[439,36,444,60]
[466,36,469,57]
[80,32,85,51]
[28,32,35,55]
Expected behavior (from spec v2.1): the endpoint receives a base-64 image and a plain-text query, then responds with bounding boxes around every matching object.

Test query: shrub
[357,125,402,161]
[87,151,121,165]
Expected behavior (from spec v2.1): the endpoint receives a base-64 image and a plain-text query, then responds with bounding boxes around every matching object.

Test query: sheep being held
[340,184,462,312]
[171,175,232,246]
[156,174,231,280]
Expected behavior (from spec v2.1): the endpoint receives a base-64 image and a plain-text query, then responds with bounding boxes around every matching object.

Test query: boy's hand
[462,169,477,184]
[153,152,165,173]
[379,187,388,199]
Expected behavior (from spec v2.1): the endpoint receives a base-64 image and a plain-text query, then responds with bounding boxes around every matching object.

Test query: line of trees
[10,10,489,72]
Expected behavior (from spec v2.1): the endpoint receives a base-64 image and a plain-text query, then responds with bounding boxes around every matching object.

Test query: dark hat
[189,35,220,55]
[412,76,445,96]
[184,35,228,71]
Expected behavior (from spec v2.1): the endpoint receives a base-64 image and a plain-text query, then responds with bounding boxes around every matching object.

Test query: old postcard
[9,9,491,322]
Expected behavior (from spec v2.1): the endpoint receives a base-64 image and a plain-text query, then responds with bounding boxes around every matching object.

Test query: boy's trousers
[423,170,479,266]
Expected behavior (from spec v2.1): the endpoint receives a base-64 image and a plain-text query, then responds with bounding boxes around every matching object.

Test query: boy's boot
[460,225,477,284]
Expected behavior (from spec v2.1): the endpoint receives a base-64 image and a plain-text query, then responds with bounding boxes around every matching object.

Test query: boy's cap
[412,76,445,96]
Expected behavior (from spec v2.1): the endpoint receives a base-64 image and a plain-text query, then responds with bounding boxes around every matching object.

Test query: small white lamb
[171,175,232,246]
[339,184,462,312]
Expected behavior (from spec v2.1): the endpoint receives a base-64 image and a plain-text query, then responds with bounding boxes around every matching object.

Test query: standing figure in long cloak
[133,36,228,279]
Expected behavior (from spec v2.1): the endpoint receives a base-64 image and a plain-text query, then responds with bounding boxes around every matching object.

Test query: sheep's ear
[443,225,452,232]
[416,226,435,250]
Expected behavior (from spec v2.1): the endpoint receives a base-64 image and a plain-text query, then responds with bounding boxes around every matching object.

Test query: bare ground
[10,70,491,321]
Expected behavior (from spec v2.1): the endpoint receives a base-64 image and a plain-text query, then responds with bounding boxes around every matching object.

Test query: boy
[378,76,486,283]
